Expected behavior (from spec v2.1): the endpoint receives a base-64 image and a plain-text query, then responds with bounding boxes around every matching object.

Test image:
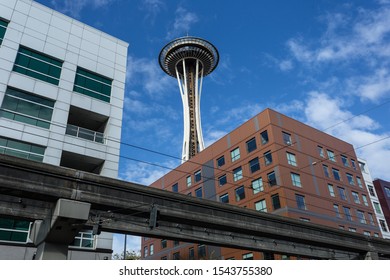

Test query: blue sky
[36,0,390,255]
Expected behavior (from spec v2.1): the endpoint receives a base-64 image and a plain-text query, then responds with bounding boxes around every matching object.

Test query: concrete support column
[364,251,379,260]
[31,199,91,260]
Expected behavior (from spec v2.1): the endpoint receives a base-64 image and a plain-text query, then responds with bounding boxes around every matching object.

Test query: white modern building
[358,159,390,239]
[0,0,128,259]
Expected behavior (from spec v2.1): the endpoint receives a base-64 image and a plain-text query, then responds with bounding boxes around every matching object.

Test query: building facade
[142,108,381,260]
[358,160,390,239]
[0,0,128,259]
[373,179,390,234]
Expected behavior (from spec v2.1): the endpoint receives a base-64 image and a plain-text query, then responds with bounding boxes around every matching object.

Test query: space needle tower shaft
[159,37,219,162]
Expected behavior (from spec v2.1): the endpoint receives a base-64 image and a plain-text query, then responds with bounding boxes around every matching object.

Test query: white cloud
[214,102,264,127]
[357,68,390,102]
[120,160,178,185]
[204,129,227,148]
[140,0,165,24]
[287,5,390,65]
[50,0,115,18]
[166,6,198,39]
[279,60,293,71]
[303,92,390,180]
[126,56,174,98]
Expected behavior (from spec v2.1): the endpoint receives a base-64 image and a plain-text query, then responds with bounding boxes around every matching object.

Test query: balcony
[66,106,108,144]
[66,124,104,144]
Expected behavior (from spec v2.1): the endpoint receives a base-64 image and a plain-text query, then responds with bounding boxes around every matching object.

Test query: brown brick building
[142,108,381,260]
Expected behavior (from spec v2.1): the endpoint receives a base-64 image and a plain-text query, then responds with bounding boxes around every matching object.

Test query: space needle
[159,37,219,162]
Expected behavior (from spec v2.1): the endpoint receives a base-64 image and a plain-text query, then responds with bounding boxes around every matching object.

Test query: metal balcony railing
[66,124,104,144]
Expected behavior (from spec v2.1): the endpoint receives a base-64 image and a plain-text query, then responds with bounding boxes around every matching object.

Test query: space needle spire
[159,36,219,162]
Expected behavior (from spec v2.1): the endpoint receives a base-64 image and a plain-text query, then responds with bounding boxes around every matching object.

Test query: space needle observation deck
[159,36,219,162]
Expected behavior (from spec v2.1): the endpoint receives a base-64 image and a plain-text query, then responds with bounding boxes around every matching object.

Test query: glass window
[13,46,63,85]
[243,253,254,260]
[172,183,178,192]
[195,187,202,198]
[252,178,263,194]
[272,194,281,210]
[291,173,302,187]
[363,231,371,236]
[282,132,292,145]
[286,152,297,166]
[249,157,260,173]
[359,162,366,172]
[233,167,243,181]
[356,177,363,188]
[0,88,55,129]
[384,187,390,198]
[0,18,8,45]
[194,170,201,182]
[0,136,45,162]
[217,156,225,167]
[150,244,154,255]
[0,218,31,243]
[74,67,112,102]
[328,184,335,197]
[218,174,227,186]
[373,202,382,214]
[189,247,195,260]
[220,193,229,204]
[173,252,180,260]
[352,191,360,204]
[323,165,330,178]
[295,194,306,210]
[317,146,325,158]
[332,168,341,181]
[198,244,206,258]
[343,207,352,221]
[230,147,240,162]
[327,150,336,162]
[267,171,277,186]
[161,239,167,248]
[380,220,388,232]
[368,213,375,225]
[260,130,269,144]
[338,187,347,200]
[346,173,355,185]
[246,137,257,153]
[341,155,349,167]
[333,204,341,218]
[235,186,245,201]
[351,159,357,170]
[255,199,267,212]
[349,228,356,232]
[356,210,366,224]
[362,194,369,206]
[264,150,272,165]
[186,176,192,187]
[143,246,148,257]
[368,185,375,197]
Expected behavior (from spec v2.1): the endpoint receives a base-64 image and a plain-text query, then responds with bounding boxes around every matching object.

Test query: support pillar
[30,199,91,260]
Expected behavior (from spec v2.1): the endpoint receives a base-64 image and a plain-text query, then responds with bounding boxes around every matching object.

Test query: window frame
[246,137,257,153]
[233,166,243,182]
[13,46,63,85]
[235,186,246,201]
[286,152,297,166]
[249,157,260,173]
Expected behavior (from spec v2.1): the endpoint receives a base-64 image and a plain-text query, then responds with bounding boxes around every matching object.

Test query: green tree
[112,250,141,260]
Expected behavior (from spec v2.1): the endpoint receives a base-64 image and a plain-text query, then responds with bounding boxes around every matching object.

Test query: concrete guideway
[0,154,390,260]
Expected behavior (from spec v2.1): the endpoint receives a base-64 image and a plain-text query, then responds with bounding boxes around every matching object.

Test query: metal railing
[65,124,104,144]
